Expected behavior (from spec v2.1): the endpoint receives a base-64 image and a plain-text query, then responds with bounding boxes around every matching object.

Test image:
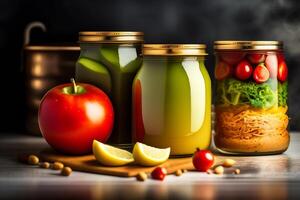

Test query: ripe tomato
[220,52,245,65]
[253,64,270,83]
[235,60,253,80]
[265,54,278,78]
[151,167,167,181]
[248,53,265,64]
[192,148,214,172]
[215,61,232,80]
[278,60,288,82]
[39,80,114,155]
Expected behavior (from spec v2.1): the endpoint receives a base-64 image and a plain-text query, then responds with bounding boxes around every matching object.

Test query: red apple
[38,79,114,155]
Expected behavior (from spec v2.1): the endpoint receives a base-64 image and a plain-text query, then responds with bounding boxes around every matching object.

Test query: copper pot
[23,22,80,135]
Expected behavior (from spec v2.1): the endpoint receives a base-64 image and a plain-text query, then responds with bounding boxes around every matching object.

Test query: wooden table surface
[0,132,300,200]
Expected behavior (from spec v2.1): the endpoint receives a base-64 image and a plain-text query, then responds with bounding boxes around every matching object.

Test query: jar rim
[214,41,283,50]
[79,31,144,43]
[143,44,208,56]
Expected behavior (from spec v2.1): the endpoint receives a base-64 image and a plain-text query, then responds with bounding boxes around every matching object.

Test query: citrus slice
[133,142,170,166]
[93,140,134,166]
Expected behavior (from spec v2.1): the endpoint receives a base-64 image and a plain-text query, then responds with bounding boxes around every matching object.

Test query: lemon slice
[93,140,134,166]
[133,142,170,166]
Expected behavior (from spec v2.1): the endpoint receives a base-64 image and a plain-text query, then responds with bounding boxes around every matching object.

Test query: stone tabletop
[0,133,300,199]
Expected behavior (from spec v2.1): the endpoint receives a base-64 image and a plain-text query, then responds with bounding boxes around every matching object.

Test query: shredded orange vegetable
[215,105,289,139]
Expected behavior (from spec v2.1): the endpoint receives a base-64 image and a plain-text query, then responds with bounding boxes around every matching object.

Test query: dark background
[0,0,299,134]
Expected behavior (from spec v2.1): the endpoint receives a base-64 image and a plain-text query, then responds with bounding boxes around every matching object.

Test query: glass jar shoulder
[78,43,142,71]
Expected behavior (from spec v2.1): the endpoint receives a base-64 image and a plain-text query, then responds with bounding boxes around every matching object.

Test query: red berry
[253,64,270,83]
[215,61,232,80]
[235,60,253,80]
[248,53,265,64]
[192,148,214,172]
[151,167,167,181]
[278,60,288,82]
[265,54,278,78]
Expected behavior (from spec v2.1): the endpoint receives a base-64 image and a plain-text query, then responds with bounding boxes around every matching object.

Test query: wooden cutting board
[39,149,194,177]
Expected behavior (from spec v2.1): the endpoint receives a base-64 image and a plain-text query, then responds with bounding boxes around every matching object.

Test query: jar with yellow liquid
[132,44,211,156]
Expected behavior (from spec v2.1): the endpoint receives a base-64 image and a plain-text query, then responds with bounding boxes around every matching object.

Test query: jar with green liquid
[132,44,211,156]
[76,32,144,148]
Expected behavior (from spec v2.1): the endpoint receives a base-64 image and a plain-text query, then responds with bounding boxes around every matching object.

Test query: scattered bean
[182,169,188,173]
[175,169,182,176]
[136,172,148,181]
[52,162,64,170]
[233,168,241,175]
[61,167,72,176]
[28,155,39,165]
[214,166,224,175]
[39,162,50,169]
[222,159,236,168]
[206,169,213,174]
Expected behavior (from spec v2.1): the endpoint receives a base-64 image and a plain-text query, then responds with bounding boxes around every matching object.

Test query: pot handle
[24,21,47,46]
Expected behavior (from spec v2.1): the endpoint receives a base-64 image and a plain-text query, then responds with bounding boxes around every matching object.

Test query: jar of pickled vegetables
[214,41,289,155]
[76,32,143,148]
[132,44,211,156]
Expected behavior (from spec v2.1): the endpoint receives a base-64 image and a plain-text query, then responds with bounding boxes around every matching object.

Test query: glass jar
[132,44,211,156]
[76,32,143,148]
[214,41,289,155]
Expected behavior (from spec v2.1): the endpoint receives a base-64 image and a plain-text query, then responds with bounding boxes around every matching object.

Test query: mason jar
[214,41,289,155]
[132,44,211,156]
[76,32,144,148]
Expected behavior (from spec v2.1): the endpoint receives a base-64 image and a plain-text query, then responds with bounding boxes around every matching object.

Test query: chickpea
[27,155,39,165]
[175,170,183,176]
[234,169,241,174]
[136,172,147,181]
[39,162,50,169]
[222,159,236,168]
[61,167,72,176]
[214,166,224,175]
[52,162,64,170]
[182,169,188,173]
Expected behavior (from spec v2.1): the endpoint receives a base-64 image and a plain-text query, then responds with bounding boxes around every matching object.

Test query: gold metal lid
[143,44,207,56]
[24,46,80,51]
[214,41,283,50]
[79,31,144,43]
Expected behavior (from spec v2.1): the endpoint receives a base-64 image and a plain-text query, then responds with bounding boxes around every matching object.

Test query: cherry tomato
[235,60,253,80]
[278,60,288,82]
[248,53,265,64]
[215,61,232,80]
[192,148,214,172]
[253,64,270,83]
[151,167,167,181]
[220,52,245,65]
[265,54,278,78]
